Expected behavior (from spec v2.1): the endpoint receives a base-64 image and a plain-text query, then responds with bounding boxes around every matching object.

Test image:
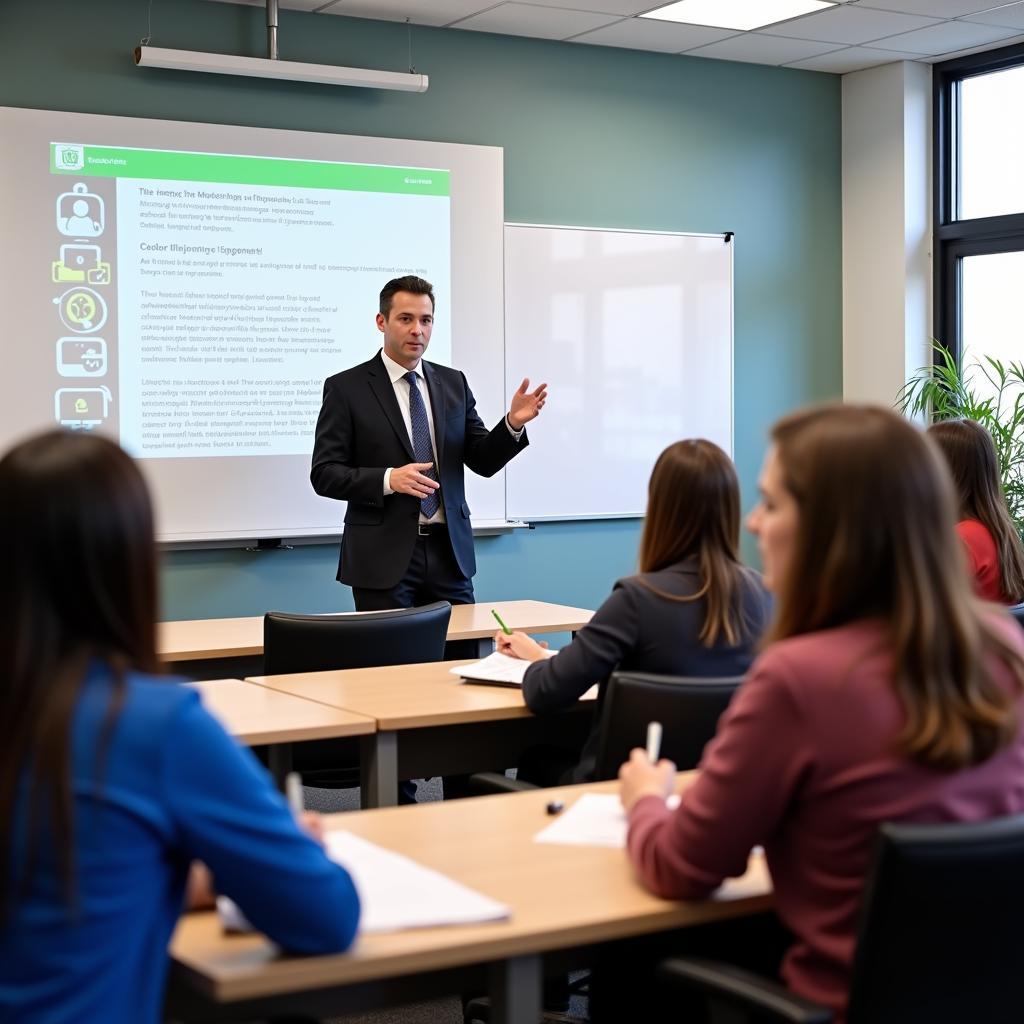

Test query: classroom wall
[1,0,843,618]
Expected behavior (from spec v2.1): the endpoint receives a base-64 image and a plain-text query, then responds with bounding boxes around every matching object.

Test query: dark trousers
[352,523,475,611]
[352,524,476,801]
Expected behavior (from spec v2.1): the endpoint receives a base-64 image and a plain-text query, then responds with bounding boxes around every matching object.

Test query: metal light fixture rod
[267,0,279,60]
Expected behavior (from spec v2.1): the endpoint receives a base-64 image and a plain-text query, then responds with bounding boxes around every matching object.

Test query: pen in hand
[492,609,512,635]
[286,771,305,817]
[646,721,662,763]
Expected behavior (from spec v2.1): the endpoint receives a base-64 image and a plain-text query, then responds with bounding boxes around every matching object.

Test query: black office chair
[464,671,743,1024]
[263,602,451,788]
[656,814,1024,1023]
[1007,602,1024,631]
[263,602,452,675]
[469,670,743,795]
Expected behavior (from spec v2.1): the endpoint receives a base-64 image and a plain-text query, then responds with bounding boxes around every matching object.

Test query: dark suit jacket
[311,351,528,589]
[521,558,772,782]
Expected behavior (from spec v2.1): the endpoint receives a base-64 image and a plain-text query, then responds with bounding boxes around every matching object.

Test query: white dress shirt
[379,349,524,525]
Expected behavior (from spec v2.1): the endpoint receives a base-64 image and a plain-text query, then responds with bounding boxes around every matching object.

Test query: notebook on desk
[450,650,555,688]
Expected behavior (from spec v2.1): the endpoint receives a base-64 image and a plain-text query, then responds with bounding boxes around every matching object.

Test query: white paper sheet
[217,831,510,937]
[534,792,681,849]
[450,649,556,686]
[325,831,510,933]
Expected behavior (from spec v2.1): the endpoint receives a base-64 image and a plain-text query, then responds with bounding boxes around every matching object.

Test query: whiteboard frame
[503,222,735,522]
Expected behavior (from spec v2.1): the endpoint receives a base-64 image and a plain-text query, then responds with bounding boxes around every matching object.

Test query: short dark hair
[379,276,435,318]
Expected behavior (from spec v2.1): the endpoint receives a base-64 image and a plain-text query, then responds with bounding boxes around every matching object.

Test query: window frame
[934,40,1024,360]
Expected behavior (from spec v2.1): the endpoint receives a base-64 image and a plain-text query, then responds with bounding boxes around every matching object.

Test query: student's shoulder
[752,620,887,688]
[118,671,206,733]
[957,518,997,551]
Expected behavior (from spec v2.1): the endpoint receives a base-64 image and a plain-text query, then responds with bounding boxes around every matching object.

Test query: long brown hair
[928,419,1024,604]
[0,431,159,919]
[637,439,756,647]
[768,404,1024,770]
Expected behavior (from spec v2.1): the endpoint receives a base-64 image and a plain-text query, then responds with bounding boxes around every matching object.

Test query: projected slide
[47,142,451,458]
[3,107,505,541]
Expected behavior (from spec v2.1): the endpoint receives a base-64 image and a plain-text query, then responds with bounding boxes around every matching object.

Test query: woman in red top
[614,405,1024,1024]
[928,418,1024,604]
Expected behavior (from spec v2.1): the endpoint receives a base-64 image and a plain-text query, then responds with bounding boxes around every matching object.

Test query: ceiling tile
[506,0,656,14]
[571,18,737,50]
[451,3,622,39]
[920,29,1024,59]
[760,5,941,44]
[684,33,844,63]
[964,1,1024,29]
[869,19,1021,54]
[786,44,923,71]
[852,0,1010,16]
[318,0,501,25]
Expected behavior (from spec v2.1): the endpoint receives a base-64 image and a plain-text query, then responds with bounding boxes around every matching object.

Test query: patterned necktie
[404,371,440,519]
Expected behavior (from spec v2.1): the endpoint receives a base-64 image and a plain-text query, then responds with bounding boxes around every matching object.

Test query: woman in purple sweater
[617,405,1024,1022]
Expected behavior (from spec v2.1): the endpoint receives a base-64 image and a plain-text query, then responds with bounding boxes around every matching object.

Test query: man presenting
[312,276,547,610]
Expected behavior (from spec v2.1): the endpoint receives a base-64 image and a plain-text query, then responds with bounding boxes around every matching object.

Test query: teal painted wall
[1,0,842,618]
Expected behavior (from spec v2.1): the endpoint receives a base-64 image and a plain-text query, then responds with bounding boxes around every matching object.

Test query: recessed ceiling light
[640,0,835,32]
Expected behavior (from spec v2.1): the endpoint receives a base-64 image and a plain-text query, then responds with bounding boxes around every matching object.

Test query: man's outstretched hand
[508,378,548,430]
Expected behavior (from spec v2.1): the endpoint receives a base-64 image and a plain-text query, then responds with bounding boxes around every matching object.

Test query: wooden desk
[187,679,376,785]
[248,660,597,808]
[169,778,772,1024]
[159,600,594,665]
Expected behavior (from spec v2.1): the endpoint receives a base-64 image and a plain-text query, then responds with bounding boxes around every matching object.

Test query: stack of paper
[218,831,510,936]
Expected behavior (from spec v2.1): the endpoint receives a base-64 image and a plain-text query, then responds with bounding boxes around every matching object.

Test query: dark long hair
[928,419,1024,604]
[768,405,1024,770]
[637,439,755,646]
[0,431,159,919]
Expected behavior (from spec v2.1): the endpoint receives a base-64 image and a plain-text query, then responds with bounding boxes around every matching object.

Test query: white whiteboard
[504,224,733,521]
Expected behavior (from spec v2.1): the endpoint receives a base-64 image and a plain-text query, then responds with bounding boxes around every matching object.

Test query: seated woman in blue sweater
[0,430,360,1024]
[498,438,772,784]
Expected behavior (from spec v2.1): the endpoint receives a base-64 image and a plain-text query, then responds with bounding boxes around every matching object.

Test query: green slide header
[50,143,449,196]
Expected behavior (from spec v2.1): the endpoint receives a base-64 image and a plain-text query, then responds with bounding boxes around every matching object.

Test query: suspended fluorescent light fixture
[133,46,429,92]
[134,0,427,93]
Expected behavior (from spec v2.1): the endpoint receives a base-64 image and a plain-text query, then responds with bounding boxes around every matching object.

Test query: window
[934,42,1024,381]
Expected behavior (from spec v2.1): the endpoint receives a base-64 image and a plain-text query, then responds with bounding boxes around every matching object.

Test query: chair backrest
[847,814,1024,1024]
[1007,603,1024,630]
[263,602,452,676]
[591,671,743,781]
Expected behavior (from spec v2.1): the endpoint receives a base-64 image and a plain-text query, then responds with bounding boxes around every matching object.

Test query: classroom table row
[160,599,594,664]
[168,776,773,1024]
[191,660,598,805]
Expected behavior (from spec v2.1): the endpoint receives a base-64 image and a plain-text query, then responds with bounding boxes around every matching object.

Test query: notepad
[218,831,510,937]
[451,650,556,687]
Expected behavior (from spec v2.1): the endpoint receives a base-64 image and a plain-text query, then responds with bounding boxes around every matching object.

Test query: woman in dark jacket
[499,438,772,783]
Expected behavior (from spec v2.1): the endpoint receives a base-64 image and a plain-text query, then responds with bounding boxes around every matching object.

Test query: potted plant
[898,345,1024,537]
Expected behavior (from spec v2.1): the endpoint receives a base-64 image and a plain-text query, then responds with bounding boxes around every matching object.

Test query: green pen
[491,609,512,635]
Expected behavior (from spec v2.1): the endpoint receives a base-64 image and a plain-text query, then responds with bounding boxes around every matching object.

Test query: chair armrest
[467,772,540,796]
[657,958,833,1024]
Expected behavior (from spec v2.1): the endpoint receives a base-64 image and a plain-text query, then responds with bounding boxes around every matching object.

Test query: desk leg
[266,743,292,789]
[471,636,494,658]
[489,954,542,1024]
[360,730,398,809]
